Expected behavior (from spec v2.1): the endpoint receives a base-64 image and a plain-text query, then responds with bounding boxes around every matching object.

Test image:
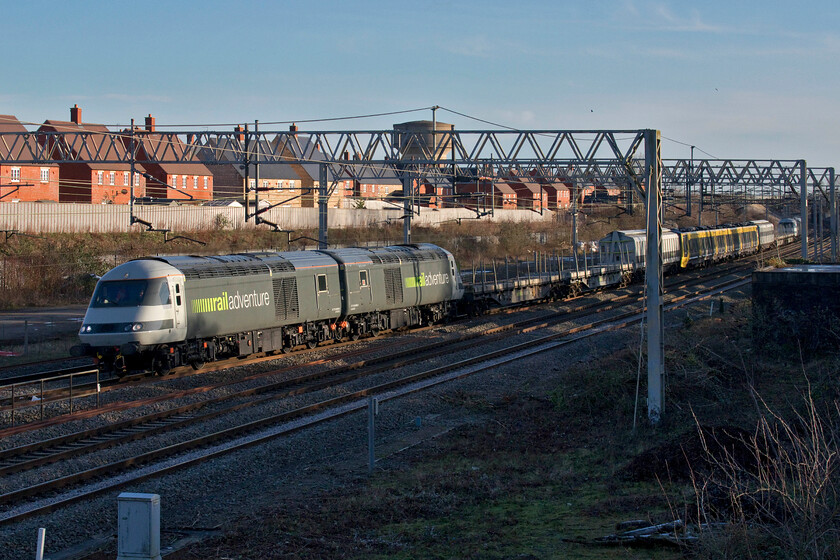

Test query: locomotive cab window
[359,270,369,288]
[317,274,328,292]
[92,279,172,308]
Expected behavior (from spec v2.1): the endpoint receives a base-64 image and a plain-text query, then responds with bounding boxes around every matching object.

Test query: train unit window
[317,274,328,292]
[175,283,181,306]
[359,270,369,287]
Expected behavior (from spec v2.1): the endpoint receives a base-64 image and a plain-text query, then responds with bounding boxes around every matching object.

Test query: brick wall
[0,164,59,202]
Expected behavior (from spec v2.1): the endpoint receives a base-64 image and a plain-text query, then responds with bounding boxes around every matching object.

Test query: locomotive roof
[127,244,450,280]
[323,244,449,265]
[138,251,336,280]
[101,258,181,281]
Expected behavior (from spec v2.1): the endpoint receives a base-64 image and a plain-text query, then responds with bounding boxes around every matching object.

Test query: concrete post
[117,493,161,560]
[35,528,46,560]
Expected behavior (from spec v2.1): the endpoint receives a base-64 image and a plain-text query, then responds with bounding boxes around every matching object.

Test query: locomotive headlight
[124,323,144,332]
[81,325,92,333]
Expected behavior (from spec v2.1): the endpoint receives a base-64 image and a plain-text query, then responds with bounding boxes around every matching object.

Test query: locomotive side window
[359,270,369,288]
[159,282,171,305]
[317,274,328,292]
[175,283,181,306]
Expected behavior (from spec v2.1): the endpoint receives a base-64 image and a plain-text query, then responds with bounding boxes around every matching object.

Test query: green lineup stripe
[191,292,229,314]
[405,276,424,288]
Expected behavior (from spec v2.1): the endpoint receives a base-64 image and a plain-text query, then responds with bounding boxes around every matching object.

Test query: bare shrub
[690,386,840,559]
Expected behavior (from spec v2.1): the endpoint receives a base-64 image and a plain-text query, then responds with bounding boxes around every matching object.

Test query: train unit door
[312,267,342,318]
[168,274,188,342]
[334,261,373,316]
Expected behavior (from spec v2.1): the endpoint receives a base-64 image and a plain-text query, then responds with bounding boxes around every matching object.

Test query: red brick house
[532,178,571,209]
[505,176,549,211]
[128,115,213,201]
[38,105,146,204]
[0,115,59,202]
[455,179,517,210]
[352,160,403,203]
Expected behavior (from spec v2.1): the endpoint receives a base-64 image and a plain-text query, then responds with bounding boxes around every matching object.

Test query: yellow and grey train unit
[73,243,464,376]
[599,219,786,272]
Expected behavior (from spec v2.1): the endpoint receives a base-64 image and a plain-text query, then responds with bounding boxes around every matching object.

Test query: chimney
[235,125,244,141]
[289,123,298,132]
[145,114,155,132]
[342,150,350,160]
[70,104,82,124]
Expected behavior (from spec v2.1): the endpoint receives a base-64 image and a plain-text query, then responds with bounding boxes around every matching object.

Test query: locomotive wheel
[153,355,172,376]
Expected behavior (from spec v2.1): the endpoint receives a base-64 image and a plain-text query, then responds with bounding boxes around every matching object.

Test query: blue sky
[2,0,838,165]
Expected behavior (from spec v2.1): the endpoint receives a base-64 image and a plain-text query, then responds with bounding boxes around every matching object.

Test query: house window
[193,176,198,189]
[171,175,177,187]
[134,173,139,186]
[123,172,129,186]
[40,168,50,183]
[10,167,20,182]
[97,171,104,185]
[262,180,269,189]
[249,179,255,189]
[109,171,115,185]
[182,176,187,189]
[203,176,208,189]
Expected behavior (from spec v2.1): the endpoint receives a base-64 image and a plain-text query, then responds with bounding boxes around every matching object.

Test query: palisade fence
[0,202,553,234]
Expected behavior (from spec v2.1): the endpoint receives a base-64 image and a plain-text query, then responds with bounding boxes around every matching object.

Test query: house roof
[490,182,516,195]
[505,177,545,195]
[0,115,56,164]
[39,120,138,171]
[198,138,301,181]
[133,133,212,176]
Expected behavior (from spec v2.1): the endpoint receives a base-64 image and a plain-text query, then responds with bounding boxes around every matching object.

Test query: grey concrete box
[117,493,161,560]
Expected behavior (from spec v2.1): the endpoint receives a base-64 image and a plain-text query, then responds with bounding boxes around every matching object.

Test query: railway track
[0,260,763,525]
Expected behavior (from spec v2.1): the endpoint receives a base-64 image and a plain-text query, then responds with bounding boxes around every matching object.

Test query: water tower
[392,120,453,161]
